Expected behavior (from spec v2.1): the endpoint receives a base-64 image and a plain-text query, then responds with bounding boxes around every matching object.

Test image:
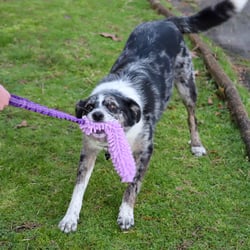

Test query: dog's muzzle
[89,111,107,140]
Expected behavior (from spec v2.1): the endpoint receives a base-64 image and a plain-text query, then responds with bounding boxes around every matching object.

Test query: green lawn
[0,0,249,249]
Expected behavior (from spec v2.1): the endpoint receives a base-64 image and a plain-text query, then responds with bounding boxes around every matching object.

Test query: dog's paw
[58,214,78,233]
[117,202,134,230]
[191,145,206,157]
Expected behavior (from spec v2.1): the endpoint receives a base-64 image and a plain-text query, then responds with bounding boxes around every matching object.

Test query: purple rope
[9,94,136,183]
[9,94,83,124]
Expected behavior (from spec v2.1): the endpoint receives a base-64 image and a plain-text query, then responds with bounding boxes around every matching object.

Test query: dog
[58,0,248,233]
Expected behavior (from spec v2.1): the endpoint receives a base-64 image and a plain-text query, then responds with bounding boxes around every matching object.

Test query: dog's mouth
[91,130,106,140]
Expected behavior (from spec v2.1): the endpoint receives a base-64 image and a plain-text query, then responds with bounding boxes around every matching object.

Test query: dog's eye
[107,103,118,113]
[85,104,94,112]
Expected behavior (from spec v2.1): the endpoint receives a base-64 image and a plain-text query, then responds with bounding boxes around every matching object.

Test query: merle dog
[59,0,248,232]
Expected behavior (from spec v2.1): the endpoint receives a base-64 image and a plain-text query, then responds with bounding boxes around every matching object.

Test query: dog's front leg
[58,145,98,233]
[117,142,153,230]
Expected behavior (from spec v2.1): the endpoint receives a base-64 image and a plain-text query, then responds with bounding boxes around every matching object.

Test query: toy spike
[9,94,136,183]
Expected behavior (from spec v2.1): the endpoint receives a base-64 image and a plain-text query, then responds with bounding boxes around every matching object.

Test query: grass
[0,0,249,249]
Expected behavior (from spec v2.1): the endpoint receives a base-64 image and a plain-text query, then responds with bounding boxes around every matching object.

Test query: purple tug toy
[9,94,136,183]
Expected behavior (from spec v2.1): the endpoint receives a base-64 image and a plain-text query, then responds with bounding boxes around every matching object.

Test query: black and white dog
[59,0,248,233]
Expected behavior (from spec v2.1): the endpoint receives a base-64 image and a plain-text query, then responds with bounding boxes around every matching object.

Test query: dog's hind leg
[58,140,99,233]
[175,45,206,156]
[117,139,153,230]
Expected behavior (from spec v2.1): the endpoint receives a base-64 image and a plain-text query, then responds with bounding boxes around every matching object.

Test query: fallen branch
[148,0,250,159]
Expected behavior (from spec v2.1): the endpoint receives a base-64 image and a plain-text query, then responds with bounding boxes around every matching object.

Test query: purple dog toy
[9,94,136,183]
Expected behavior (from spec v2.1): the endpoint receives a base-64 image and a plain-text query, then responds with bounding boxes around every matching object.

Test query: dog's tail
[168,0,248,33]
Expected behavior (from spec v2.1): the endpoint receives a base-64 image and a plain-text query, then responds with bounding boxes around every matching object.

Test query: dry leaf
[176,186,184,191]
[16,120,28,129]
[191,50,199,58]
[218,103,224,109]
[207,97,213,105]
[194,70,200,76]
[14,222,40,232]
[99,32,122,41]
[216,87,226,100]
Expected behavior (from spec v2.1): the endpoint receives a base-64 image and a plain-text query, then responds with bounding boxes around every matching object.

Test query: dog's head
[76,91,141,139]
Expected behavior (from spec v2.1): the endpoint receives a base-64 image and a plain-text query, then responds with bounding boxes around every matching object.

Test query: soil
[169,0,250,89]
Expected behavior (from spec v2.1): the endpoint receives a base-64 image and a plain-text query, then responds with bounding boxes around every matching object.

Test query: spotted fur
[58,0,247,233]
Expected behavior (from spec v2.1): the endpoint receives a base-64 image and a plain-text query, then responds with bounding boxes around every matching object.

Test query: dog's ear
[125,98,141,124]
[75,100,87,118]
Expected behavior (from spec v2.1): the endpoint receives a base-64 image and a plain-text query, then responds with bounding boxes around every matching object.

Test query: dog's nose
[92,111,104,122]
